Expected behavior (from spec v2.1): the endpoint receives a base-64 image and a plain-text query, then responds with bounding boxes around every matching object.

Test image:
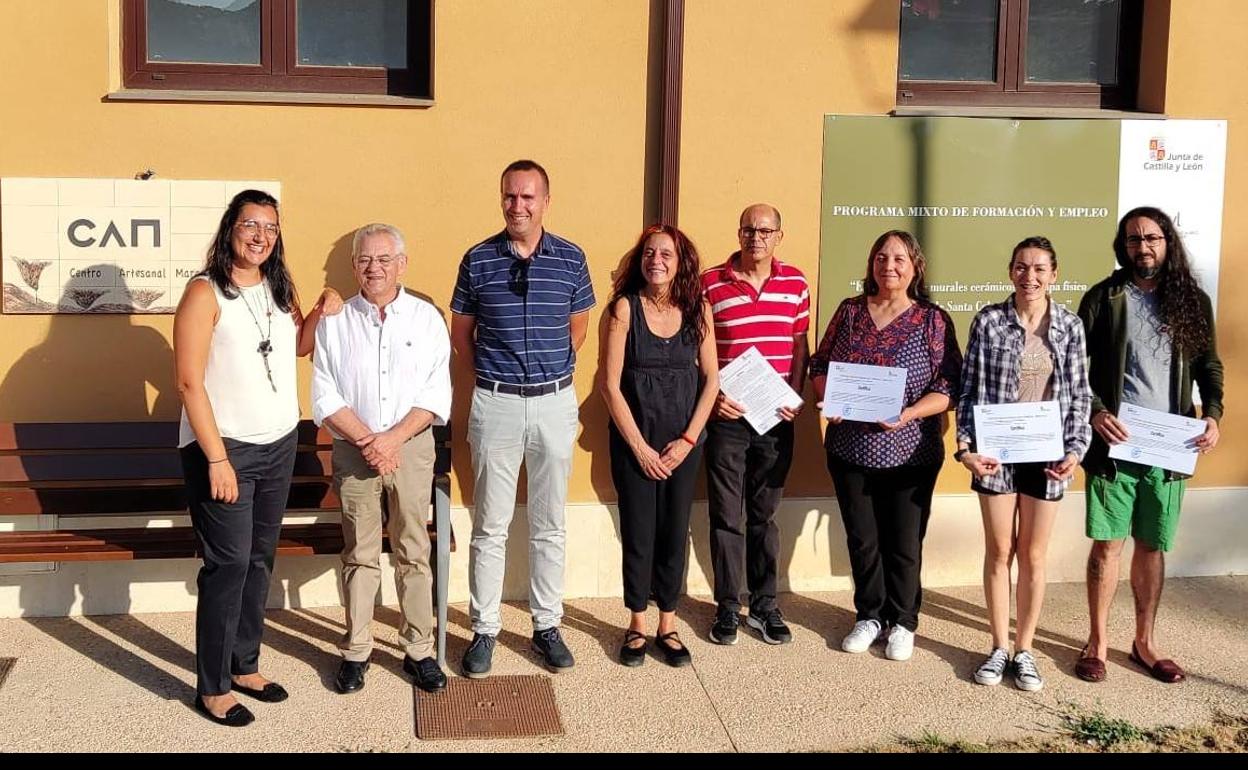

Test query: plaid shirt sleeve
[1060,312,1093,458]
[957,310,989,447]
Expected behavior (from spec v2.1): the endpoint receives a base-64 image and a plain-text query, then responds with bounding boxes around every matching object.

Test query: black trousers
[611,431,702,612]
[826,455,941,632]
[181,429,297,696]
[705,419,794,614]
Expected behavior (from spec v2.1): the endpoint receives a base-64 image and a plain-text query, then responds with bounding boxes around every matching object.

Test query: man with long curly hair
[1074,206,1224,685]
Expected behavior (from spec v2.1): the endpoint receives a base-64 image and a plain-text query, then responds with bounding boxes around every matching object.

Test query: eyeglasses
[739,227,780,240]
[236,220,281,238]
[354,255,399,269]
[1125,234,1166,248]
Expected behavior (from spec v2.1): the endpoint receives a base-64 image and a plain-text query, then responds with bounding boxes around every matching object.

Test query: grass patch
[897,729,987,753]
[1058,701,1146,749]
[869,707,1248,753]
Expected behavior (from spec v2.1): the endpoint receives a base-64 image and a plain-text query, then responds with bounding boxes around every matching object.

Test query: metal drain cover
[415,675,563,740]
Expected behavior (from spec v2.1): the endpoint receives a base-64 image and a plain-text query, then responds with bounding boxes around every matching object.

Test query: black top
[610,294,703,447]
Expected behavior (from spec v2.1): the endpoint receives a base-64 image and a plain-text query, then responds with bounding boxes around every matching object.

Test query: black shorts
[972,461,1063,502]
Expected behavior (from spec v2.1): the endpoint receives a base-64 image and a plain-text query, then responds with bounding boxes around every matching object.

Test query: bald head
[739,203,781,229]
[737,203,784,262]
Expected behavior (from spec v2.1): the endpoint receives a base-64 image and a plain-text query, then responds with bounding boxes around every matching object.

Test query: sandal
[1129,642,1185,684]
[1075,644,1107,683]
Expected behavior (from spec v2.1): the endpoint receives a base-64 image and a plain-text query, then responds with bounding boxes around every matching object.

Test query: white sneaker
[841,619,884,653]
[1013,650,1044,692]
[885,625,915,661]
[973,647,1010,686]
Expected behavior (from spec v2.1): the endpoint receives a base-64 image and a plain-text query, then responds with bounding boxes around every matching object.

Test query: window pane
[898,0,999,82]
[1026,0,1121,84]
[296,0,409,68]
[146,0,261,65]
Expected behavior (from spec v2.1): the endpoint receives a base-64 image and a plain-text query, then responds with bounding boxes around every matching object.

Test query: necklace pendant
[258,339,272,355]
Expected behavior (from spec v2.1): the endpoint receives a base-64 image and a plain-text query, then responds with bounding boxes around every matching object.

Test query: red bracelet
[680,433,696,447]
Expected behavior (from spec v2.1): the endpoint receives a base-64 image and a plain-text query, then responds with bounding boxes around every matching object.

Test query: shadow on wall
[0,264,178,422]
[847,0,905,104]
[577,248,635,504]
[0,266,196,699]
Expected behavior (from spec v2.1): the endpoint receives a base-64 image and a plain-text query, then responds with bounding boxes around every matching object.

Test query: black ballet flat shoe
[194,696,255,727]
[231,680,289,703]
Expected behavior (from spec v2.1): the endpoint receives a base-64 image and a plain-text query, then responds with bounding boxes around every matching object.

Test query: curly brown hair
[1113,207,1212,355]
[609,224,707,342]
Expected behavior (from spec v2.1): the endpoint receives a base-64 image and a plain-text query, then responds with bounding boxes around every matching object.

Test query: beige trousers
[333,430,435,661]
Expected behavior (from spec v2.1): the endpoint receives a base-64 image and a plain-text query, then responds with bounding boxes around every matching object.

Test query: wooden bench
[0,420,455,666]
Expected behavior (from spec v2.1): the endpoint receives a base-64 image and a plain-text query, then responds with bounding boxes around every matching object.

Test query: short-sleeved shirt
[701,255,810,378]
[810,296,962,468]
[451,230,595,385]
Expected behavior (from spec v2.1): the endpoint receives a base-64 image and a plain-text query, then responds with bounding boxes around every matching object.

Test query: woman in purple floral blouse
[810,230,961,663]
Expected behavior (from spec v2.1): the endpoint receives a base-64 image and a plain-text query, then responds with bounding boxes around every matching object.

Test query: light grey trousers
[467,384,578,635]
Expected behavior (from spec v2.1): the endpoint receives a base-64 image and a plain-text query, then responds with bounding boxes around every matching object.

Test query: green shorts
[1086,461,1185,551]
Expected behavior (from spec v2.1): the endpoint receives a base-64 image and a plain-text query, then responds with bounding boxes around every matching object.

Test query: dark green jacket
[1077,269,1224,480]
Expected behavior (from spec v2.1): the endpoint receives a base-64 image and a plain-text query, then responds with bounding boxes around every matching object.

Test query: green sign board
[819,116,1122,341]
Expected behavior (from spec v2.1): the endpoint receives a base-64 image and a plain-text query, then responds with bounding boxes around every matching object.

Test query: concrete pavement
[1,577,1245,751]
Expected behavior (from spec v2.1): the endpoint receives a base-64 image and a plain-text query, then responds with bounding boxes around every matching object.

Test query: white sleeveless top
[178,276,300,447]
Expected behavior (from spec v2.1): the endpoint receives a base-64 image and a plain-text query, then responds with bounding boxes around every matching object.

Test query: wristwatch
[953,448,969,462]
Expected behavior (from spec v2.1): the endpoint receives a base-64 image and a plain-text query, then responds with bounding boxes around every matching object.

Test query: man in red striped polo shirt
[701,203,810,646]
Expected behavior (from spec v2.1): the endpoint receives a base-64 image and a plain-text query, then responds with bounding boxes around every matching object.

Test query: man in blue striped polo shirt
[450,160,595,678]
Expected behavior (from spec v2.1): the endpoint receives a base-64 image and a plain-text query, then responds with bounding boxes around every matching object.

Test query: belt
[476,375,574,398]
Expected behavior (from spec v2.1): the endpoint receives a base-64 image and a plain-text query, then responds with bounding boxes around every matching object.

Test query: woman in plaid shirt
[955,236,1091,693]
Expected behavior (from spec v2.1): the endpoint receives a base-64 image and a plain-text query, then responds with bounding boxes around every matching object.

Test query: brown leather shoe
[1075,645,1107,682]
[1129,642,1186,683]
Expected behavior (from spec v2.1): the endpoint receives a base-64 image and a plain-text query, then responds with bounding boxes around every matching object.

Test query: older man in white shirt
[312,223,451,695]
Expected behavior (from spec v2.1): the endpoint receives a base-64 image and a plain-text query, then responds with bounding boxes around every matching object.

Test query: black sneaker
[709,606,740,645]
[747,607,793,644]
[460,633,496,679]
[532,627,575,671]
[403,656,448,693]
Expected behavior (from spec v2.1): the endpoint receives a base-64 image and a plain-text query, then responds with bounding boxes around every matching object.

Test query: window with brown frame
[122,0,432,98]
[896,0,1142,109]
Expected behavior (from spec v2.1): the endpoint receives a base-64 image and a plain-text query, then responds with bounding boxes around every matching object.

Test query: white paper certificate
[972,401,1065,463]
[717,346,804,435]
[1108,402,1205,475]
[820,362,907,423]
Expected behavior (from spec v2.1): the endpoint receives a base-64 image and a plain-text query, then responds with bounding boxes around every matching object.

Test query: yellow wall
[0,1,654,504]
[1,1,1244,510]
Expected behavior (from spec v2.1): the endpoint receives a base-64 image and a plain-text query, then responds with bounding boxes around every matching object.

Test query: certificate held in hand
[821,362,906,423]
[717,346,804,436]
[1108,402,1205,475]
[972,401,1064,463]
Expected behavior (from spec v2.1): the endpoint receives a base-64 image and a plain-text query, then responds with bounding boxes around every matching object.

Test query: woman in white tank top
[174,189,341,726]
